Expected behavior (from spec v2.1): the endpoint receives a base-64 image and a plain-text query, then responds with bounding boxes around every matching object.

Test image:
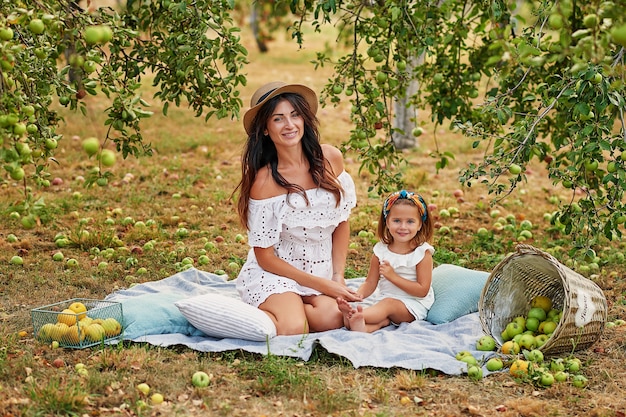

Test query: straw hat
[242,81,318,134]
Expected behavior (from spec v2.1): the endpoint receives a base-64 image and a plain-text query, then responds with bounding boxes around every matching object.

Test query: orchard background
[1,0,626,416]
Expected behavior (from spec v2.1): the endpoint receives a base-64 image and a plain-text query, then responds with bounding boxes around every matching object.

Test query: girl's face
[264,99,305,148]
[385,203,421,244]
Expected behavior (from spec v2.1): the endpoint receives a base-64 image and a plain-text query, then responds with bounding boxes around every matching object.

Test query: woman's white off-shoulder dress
[236,171,357,308]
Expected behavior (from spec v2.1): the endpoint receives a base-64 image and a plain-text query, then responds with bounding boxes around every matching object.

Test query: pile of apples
[498,295,561,352]
[36,301,122,347]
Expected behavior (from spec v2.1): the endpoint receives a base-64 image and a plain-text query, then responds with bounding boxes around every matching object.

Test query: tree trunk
[391,53,423,149]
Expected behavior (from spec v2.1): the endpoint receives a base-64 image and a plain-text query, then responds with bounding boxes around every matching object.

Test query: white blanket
[106,268,490,375]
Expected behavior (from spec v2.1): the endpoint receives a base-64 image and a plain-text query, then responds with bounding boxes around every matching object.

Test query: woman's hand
[321,279,362,302]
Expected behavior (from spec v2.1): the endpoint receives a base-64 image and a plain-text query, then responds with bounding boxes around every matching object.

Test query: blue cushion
[119,293,205,339]
[426,264,489,325]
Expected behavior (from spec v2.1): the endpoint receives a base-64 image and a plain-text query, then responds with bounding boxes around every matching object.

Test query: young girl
[337,190,435,332]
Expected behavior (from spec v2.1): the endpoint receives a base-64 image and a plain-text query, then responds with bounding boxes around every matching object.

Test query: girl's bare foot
[336,297,355,329]
[347,305,367,332]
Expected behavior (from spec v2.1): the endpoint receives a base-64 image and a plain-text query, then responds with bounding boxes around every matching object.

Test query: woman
[234,81,361,335]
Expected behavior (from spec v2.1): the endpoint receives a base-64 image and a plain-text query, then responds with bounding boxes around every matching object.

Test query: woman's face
[264,98,305,149]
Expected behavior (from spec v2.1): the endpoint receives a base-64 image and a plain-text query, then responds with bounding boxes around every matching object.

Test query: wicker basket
[479,244,607,356]
[31,298,123,349]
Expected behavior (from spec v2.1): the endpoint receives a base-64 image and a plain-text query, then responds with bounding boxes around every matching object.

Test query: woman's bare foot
[347,305,367,332]
[336,297,355,329]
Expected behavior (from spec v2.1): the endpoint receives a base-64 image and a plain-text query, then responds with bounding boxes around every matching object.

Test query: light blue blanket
[105,268,491,375]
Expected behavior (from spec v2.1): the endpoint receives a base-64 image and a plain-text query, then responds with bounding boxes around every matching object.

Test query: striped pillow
[175,293,276,341]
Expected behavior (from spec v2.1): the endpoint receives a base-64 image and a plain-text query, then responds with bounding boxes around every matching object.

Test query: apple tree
[284,0,626,251]
[0,0,247,226]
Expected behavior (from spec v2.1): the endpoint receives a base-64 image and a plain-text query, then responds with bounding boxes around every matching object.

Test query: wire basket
[479,244,607,356]
[31,298,123,349]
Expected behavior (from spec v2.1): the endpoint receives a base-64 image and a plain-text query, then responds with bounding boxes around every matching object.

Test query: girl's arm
[254,246,362,301]
[380,250,433,298]
[356,254,382,298]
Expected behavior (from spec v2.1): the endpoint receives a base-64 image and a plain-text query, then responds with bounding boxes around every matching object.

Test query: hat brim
[243,84,318,135]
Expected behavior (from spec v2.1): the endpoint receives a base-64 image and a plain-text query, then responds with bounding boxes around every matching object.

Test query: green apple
[505,322,524,339]
[10,167,25,181]
[509,163,522,175]
[28,19,45,35]
[466,365,483,381]
[84,26,103,44]
[66,258,79,268]
[191,371,211,387]
[52,251,64,261]
[459,355,478,366]
[566,358,582,373]
[485,357,504,371]
[554,371,569,383]
[0,27,14,41]
[525,317,540,332]
[455,350,473,361]
[82,137,100,156]
[10,255,24,265]
[518,333,536,350]
[571,374,588,388]
[525,349,544,363]
[528,307,547,322]
[83,60,97,74]
[21,215,36,229]
[550,358,565,372]
[548,14,563,30]
[610,23,626,47]
[100,149,116,167]
[412,127,424,137]
[476,335,497,351]
[540,320,557,334]
[584,159,598,171]
[539,372,555,387]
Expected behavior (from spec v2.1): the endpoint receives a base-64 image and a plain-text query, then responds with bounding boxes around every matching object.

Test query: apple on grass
[539,372,555,387]
[486,357,504,372]
[192,371,211,387]
[137,383,150,395]
[467,365,483,381]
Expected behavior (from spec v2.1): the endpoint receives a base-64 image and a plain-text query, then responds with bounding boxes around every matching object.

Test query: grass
[1,18,626,417]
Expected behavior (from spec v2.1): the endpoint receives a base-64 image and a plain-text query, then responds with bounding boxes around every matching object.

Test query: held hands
[323,279,362,302]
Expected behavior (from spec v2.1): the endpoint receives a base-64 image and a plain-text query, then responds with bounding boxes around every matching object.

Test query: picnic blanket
[105,268,492,375]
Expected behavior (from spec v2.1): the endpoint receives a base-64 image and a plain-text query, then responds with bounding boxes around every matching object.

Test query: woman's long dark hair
[235,93,343,229]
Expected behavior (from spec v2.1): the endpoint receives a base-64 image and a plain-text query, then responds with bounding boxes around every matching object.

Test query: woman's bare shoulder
[250,166,283,200]
[321,144,345,175]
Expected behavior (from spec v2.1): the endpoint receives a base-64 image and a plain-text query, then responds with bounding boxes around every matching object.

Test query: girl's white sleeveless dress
[373,241,435,320]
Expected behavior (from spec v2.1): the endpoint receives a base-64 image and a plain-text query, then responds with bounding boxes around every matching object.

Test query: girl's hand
[379,259,394,279]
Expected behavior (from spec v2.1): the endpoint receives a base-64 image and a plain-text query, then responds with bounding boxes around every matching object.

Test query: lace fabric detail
[247,171,356,248]
[236,171,357,307]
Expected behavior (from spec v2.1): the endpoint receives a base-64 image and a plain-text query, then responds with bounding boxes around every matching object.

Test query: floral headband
[382,190,428,222]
